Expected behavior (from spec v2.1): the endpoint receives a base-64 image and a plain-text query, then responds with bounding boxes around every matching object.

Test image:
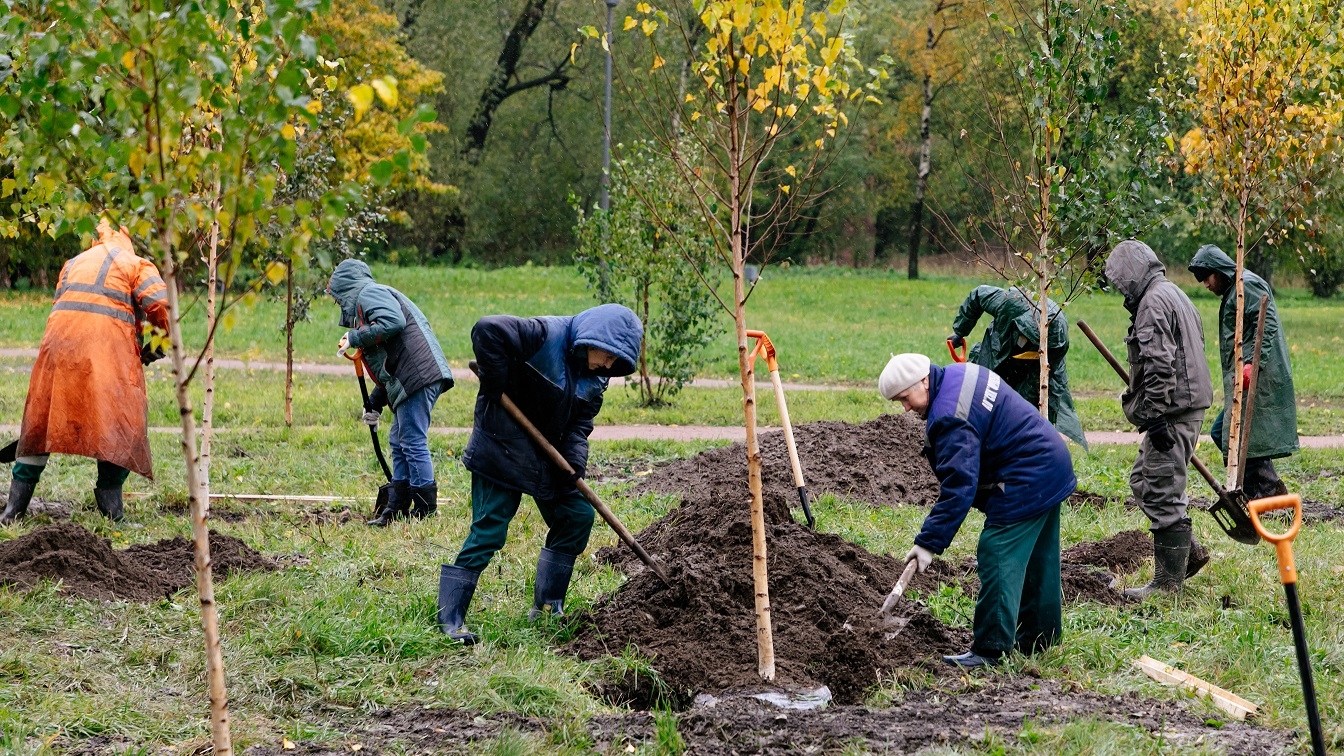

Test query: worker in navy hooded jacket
[437,303,643,644]
[328,259,455,526]
[880,353,1076,668]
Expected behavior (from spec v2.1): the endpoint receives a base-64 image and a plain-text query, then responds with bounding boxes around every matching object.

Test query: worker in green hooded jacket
[1188,245,1297,499]
[948,285,1087,448]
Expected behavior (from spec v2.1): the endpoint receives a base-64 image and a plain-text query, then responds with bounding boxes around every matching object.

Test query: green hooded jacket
[1188,245,1298,459]
[328,260,453,412]
[950,285,1087,448]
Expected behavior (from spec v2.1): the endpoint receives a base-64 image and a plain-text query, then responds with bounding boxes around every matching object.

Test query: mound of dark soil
[0,523,273,602]
[568,487,969,706]
[632,413,939,511]
[1062,529,1151,574]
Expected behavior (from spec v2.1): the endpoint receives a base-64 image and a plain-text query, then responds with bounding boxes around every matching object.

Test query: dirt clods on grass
[633,413,939,511]
[0,522,273,602]
[571,464,967,706]
[1062,529,1151,574]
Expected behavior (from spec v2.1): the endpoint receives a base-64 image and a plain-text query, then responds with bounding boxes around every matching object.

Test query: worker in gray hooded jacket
[1103,241,1214,599]
[328,259,454,526]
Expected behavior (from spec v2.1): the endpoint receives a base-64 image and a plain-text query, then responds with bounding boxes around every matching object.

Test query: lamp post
[600,0,618,211]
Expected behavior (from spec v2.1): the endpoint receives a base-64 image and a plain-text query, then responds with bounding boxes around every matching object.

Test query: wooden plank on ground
[1133,655,1259,720]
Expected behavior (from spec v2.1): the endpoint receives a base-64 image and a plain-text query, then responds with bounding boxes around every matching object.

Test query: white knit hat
[878,353,932,400]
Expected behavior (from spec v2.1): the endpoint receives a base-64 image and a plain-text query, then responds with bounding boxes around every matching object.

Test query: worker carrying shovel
[1103,241,1215,599]
[328,259,454,526]
[1188,245,1297,500]
[946,285,1087,448]
[2,220,170,524]
[879,352,1076,668]
[438,304,643,645]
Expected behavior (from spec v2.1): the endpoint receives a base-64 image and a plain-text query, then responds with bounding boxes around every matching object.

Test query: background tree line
[3,0,1342,295]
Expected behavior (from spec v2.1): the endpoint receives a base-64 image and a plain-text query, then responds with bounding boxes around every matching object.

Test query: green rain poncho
[950,285,1087,448]
[1188,245,1299,459]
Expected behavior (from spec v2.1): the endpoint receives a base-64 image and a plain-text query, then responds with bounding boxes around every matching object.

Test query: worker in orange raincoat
[1,220,171,524]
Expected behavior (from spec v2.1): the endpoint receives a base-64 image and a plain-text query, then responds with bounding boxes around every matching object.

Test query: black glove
[1143,420,1176,452]
[367,385,388,412]
[139,342,165,366]
[948,333,965,348]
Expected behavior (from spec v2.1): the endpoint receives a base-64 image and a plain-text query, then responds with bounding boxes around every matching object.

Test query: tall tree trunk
[199,217,219,506]
[1226,190,1249,487]
[285,264,294,427]
[729,78,775,681]
[1036,141,1052,419]
[161,246,231,755]
[907,41,936,280]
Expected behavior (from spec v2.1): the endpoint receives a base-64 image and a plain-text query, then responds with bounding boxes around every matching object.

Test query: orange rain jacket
[17,224,170,479]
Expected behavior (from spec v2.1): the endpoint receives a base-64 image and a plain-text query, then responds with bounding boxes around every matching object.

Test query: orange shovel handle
[1249,494,1303,585]
[947,339,967,363]
[746,329,779,372]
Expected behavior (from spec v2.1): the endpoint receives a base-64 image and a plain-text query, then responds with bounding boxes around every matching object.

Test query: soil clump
[0,522,273,602]
[569,484,968,706]
[631,413,939,511]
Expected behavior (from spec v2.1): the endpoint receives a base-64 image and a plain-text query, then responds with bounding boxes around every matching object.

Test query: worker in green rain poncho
[948,285,1087,448]
[1188,245,1298,499]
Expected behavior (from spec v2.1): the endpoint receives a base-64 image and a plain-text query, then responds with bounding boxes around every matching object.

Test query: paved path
[2,422,1338,447]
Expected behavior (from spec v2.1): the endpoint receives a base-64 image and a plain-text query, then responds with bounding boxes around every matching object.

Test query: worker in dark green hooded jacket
[1188,245,1297,499]
[948,285,1087,448]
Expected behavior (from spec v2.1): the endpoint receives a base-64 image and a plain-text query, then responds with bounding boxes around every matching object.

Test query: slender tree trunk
[1226,190,1249,486]
[199,215,220,510]
[161,246,231,755]
[907,31,936,280]
[639,280,653,405]
[728,79,774,681]
[1036,151,1051,419]
[285,264,294,427]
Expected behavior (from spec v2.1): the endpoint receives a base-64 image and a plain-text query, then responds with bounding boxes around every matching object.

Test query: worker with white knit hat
[880,353,1076,668]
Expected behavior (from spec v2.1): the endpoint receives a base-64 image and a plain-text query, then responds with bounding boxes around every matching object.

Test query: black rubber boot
[1,479,35,525]
[366,480,411,527]
[437,564,479,645]
[1244,458,1288,500]
[410,483,437,520]
[94,487,124,522]
[1186,536,1211,579]
[1124,521,1191,600]
[529,547,577,621]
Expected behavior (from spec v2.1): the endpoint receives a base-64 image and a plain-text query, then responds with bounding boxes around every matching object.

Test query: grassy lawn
[1,431,1343,752]
[2,265,1343,753]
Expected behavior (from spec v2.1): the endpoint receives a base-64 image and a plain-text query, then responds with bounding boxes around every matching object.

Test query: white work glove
[904,544,935,573]
[362,410,380,428]
[336,332,350,358]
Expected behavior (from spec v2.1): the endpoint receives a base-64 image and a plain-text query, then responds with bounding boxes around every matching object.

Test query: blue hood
[328,258,375,328]
[571,303,643,377]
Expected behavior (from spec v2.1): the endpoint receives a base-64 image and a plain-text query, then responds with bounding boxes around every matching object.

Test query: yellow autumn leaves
[346,77,399,125]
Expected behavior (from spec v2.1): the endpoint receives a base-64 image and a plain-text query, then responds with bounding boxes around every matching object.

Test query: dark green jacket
[1188,245,1298,458]
[328,259,453,411]
[950,285,1086,448]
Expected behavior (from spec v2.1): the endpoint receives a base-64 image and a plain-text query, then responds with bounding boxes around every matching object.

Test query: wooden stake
[162,252,232,754]
[1225,193,1250,486]
[284,263,294,427]
[1133,655,1258,721]
[199,211,219,514]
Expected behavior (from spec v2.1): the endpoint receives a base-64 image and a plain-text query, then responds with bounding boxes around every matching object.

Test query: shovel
[1247,494,1326,756]
[747,330,815,528]
[877,558,920,626]
[343,349,394,516]
[468,361,673,586]
[946,338,968,364]
[1075,320,1259,545]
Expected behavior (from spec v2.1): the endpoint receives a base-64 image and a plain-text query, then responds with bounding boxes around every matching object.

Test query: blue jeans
[389,382,442,488]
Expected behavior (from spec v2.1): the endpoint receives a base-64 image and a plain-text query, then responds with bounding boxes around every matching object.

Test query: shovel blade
[1210,489,1261,545]
[374,483,392,517]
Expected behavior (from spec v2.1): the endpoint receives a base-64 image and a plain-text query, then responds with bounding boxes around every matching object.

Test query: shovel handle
[879,559,920,617]
[1248,494,1303,585]
[946,339,967,363]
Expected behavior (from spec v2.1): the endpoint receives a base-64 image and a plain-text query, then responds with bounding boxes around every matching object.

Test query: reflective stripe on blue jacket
[914,363,1076,554]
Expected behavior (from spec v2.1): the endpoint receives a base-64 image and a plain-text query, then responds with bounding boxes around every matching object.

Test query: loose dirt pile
[632,413,940,511]
[568,488,969,706]
[0,522,273,602]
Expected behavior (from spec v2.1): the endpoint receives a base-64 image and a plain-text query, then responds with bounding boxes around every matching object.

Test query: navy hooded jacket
[914,363,1076,554]
[462,304,643,500]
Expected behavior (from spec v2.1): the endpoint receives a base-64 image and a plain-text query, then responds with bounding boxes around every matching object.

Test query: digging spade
[877,557,920,627]
[343,349,394,518]
[746,330,815,528]
[467,361,673,586]
[1075,320,1260,545]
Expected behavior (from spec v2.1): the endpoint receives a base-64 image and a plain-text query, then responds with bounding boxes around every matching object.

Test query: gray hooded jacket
[1103,241,1213,427]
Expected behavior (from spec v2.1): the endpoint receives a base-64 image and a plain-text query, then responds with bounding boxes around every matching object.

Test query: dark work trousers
[1211,408,1287,500]
[972,504,1062,659]
[454,473,596,573]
